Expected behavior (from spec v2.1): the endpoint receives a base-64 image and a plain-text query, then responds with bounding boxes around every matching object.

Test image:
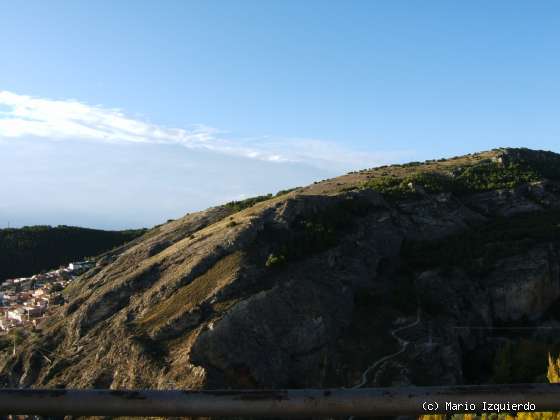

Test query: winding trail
[352,304,422,389]
[345,305,422,420]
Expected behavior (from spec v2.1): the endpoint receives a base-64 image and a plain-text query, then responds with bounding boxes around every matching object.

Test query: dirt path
[344,306,422,420]
[352,305,422,389]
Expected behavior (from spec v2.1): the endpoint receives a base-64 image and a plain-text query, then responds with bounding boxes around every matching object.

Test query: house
[32,289,46,298]
[2,294,16,304]
[0,318,18,331]
[68,261,94,272]
[23,306,43,318]
[7,308,25,323]
[16,292,31,303]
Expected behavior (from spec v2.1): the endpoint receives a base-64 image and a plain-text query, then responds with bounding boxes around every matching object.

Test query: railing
[1,384,560,417]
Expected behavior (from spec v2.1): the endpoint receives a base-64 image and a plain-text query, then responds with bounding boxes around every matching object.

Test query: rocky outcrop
[463,181,560,217]
[486,245,560,322]
[1,148,560,395]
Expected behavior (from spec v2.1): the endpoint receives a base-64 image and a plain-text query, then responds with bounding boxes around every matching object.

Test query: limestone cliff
[2,147,560,391]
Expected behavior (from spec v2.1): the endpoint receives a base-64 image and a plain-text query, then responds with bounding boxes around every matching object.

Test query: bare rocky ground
[1,148,560,400]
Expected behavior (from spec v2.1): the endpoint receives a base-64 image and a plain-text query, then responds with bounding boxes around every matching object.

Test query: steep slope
[2,147,560,391]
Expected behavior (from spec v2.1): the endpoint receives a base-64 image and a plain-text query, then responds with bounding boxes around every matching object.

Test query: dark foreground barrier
[1,384,560,417]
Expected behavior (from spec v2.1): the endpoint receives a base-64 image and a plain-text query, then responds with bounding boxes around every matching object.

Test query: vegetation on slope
[421,353,560,420]
[264,196,373,267]
[0,225,146,280]
[135,251,243,334]
[225,194,276,213]
[402,209,560,276]
[364,160,539,197]
[224,187,300,213]
[491,340,560,384]
[358,148,560,199]
[2,147,559,391]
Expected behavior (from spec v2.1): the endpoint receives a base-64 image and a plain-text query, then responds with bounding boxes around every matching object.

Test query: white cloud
[0,91,412,171]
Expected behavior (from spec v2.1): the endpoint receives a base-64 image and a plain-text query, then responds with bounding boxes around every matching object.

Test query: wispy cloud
[0,91,412,171]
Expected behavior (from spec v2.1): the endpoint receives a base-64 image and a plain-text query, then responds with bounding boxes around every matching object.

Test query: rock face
[487,245,560,322]
[463,181,560,217]
[1,148,560,394]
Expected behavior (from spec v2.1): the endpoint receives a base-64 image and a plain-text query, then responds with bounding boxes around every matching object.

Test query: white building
[7,308,25,323]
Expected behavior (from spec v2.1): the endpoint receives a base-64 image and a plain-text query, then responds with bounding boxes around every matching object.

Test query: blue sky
[1,1,560,229]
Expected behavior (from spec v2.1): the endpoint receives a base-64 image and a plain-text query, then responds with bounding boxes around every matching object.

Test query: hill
[1,147,560,395]
[0,225,146,281]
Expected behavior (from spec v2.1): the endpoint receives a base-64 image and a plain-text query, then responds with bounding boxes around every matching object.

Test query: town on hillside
[0,261,94,332]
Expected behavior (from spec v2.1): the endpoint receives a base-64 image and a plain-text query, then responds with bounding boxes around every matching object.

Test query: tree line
[0,225,146,281]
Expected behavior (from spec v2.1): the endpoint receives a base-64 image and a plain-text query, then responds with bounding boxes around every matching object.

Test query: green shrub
[402,210,560,273]
[362,171,457,198]
[225,194,273,212]
[492,339,559,384]
[363,160,544,199]
[405,172,458,193]
[362,176,404,196]
[275,187,299,196]
[265,253,286,268]
[265,197,374,267]
[455,162,539,191]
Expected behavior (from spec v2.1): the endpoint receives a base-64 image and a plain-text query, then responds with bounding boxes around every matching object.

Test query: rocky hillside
[2,147,560,392]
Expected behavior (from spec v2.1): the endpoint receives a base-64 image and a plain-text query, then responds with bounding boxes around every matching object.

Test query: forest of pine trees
[0,225,145,281]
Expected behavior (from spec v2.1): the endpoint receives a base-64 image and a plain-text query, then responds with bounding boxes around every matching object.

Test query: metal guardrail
[0,384,559,417]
